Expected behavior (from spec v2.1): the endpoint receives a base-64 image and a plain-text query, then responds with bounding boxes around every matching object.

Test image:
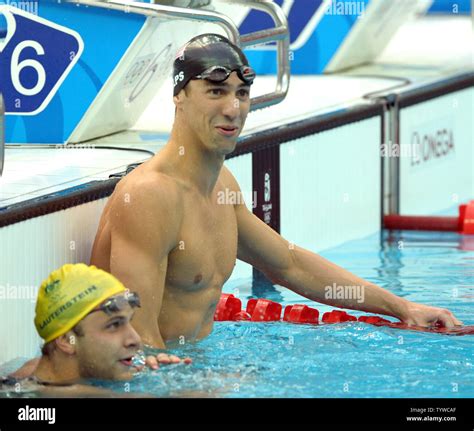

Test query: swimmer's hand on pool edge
[135,353,192,371]
[397,301,463,329]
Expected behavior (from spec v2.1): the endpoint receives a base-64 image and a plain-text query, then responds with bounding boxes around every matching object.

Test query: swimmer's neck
[33,354,80,385]
[164,122,228,197]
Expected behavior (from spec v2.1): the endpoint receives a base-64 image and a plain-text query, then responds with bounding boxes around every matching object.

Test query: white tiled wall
[0,199,108,364]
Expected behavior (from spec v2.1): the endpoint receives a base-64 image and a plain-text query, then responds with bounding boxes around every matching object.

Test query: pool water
[95,230,474,398]
[1,230,473,398]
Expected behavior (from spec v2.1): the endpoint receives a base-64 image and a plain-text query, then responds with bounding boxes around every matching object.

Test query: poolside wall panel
[224,154,253,282]
[0,199,108,364]
[280,117,382,252]
[399,87,474,215]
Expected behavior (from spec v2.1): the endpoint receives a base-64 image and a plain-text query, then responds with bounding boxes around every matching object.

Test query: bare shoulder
[220,164,242,193]
[112,168,183,215]
[10,357,40,379]
[107,168,183,247]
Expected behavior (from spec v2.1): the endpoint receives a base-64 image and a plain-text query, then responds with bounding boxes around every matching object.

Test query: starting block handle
[69,0,290,112]
[227,0,290,111]
[69,0,240,45]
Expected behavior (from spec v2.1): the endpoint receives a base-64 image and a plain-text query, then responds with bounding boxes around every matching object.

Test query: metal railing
[0,93,4,177]
[222,0,290,110]
[71,0,240,42]
[68,0,290,111]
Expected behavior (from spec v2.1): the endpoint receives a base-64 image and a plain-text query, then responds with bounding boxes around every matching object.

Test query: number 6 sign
[0,6,83,115]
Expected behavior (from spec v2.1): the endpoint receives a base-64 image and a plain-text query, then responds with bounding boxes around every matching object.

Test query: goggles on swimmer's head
[194,65,256,86]
[90,292,141,316]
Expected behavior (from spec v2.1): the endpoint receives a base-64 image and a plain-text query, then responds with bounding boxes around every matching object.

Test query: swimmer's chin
[95,362,139,381]
[114,369,137,381]
[213,137,239,155]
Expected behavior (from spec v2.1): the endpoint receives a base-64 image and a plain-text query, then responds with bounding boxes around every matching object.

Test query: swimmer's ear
[55,333,77,355]
[173,88,187,108]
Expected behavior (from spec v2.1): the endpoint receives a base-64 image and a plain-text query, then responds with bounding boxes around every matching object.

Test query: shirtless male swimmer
[90,34,462,350]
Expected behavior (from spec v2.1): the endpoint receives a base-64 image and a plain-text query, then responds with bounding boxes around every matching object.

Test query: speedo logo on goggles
[39,285,98,331]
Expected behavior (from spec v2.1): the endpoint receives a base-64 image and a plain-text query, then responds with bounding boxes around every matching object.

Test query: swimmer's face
[176,71,251,154]
[73,303,141,380]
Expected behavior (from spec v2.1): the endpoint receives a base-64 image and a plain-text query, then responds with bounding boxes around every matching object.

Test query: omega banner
[399,87,473,215]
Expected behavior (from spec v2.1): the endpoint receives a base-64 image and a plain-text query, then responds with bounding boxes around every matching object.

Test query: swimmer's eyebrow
[104,312,135,325]
[204,81,250,90]
[105,315,126,325]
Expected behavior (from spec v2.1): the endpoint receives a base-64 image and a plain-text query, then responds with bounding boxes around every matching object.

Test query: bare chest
[166,194,238,292]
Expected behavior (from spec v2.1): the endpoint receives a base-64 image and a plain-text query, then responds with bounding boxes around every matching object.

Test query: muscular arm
[222,167,461,328]
[107,177,180,348]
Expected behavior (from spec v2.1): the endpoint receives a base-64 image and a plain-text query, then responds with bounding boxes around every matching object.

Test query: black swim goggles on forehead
[194,65,256,85]
[91,292,141,316]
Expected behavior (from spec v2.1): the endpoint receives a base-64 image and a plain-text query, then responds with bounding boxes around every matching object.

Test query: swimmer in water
[3,264,190,396]
[90,33,462,349]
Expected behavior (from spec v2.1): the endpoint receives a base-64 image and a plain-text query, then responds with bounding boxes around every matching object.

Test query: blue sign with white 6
[0,6,83,115]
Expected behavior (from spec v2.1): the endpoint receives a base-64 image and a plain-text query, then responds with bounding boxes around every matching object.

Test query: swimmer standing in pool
[90,34,462,349]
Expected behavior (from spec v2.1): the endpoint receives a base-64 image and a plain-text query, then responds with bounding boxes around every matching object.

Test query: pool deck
[0,15,472,209]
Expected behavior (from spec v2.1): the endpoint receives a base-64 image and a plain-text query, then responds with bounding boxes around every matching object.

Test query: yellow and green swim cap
[34,263,127,343]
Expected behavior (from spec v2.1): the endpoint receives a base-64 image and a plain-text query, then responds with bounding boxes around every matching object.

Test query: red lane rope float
[383,200,474,234]
[213,294,243,321]
[246,298,282,321]
[284,304,319,324]
[214,295,474,336]
[322,310,357,323]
